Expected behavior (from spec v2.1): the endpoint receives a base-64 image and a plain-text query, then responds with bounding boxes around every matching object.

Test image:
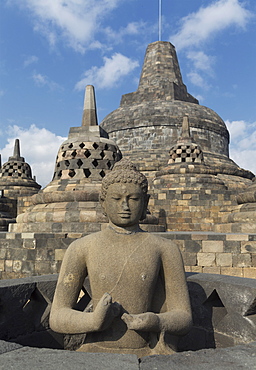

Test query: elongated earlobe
[140,194,150,221]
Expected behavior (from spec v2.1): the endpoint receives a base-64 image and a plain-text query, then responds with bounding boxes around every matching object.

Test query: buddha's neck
[108,221,142,235]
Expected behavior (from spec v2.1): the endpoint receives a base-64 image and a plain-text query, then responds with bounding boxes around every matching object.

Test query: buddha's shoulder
[143,232,180,251]
[66,231,105,252]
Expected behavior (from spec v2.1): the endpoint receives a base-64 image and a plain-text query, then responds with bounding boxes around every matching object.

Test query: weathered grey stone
[0,347,139,370]
[0,340,23,355]
[140,342,256,370]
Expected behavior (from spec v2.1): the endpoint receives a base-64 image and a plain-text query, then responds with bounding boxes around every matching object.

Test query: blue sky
[0,0,255,187]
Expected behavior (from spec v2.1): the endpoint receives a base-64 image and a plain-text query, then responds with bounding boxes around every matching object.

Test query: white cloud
[23,55,39,67]
[171,0,252,50]
[32,72,61,90]
[0,124,66,187]
[226,120,256,175]
[186,51,215,74]
[75,53,139,90]
[104,21,148,44]
[187,72,209,89]
[170,0,252,90]
[10,0,122,52]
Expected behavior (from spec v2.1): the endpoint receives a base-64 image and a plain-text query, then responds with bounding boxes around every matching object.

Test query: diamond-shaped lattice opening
[84,150,91,158]
[92,142,99,149]
[244,297,256,317]
[62,151,66,157]
[22,288,49,328]
[104,144,109,150]
[69,169,76,178]
[9,165,13,169]
[68,143,73,149]
[100,151,105,159]
[92,159,98,167]
[18,165,22,169]
[203,289,227,327]
[107,161,112,169]
[57,162,60,168]
[84,169,91,178]
[65,160,70,167]
[79,142,85,148]
[99,170,105,178]
[57,170,62,178]
[71,150,77,158]
[77,159,83,168]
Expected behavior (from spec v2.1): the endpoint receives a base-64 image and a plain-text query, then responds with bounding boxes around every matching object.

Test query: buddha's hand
[122,312,160,332]
[93,293,121,331]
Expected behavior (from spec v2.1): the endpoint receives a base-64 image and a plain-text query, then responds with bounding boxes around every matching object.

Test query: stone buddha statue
[50,159,192,356]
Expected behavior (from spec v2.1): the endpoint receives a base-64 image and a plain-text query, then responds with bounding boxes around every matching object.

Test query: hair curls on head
[100,159,148,202]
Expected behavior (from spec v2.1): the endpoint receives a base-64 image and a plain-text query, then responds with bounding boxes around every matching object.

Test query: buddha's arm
[50,241,120,334]
[122,242,192,335]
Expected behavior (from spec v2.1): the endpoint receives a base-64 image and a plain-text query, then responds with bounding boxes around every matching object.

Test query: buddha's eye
[130,197,139,201]
[111,197,121,200]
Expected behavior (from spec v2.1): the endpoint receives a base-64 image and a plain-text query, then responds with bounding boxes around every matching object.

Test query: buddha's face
[102,183,147,228]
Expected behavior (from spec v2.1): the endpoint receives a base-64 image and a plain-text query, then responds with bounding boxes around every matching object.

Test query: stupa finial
[81,85,98,127]
[8,139,24,162]
[180,115,191,141]
[13,139,21,158]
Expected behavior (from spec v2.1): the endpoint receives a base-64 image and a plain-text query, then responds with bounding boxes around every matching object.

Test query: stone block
[191,266,203,273]
[23,239,36,249]
[203,266,221,274]
[197,253,216,267]
[5,260,13,272]
[252,254,256,267]
[202,240,223,253]
[241,241,256,253]
[216,253,232,267]
[13,260,22,273]
[220,267,243,277]
[226,234,249,241]
[0,260,5,271]
[184,240,201,253]
[243,268,256,279]
[181,252,197,266]
[223,241,240,254]
[232,254,251,268]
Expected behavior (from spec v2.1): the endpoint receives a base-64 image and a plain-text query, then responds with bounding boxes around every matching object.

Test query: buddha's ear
[140,194,150,221]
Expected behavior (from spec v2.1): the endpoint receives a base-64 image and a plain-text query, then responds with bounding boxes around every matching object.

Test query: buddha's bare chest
[86,237,160,303]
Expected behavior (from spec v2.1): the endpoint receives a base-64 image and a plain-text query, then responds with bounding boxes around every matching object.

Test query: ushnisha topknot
[100,159,148,201]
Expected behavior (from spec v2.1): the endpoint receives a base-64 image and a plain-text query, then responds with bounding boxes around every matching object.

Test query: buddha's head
[100,159,149,228]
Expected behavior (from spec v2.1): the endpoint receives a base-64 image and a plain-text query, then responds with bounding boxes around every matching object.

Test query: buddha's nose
[122,199,130,211]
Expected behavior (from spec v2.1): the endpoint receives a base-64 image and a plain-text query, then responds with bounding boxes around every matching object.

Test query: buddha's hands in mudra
[93,293,121,331]
[122,312,160,332]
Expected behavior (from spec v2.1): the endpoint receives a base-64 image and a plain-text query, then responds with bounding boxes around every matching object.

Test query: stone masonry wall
[0,231,255,279]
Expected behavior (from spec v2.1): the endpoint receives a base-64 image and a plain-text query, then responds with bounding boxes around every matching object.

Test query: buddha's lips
[118,213,131,217]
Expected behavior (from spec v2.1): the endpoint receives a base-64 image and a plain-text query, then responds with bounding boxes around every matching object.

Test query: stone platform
[0,273,255,369]
[0,342,255,370]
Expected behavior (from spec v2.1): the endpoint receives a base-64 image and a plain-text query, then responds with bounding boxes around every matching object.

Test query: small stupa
[0,139,41,230]
[10,85,122,233]
[151,116,236,231]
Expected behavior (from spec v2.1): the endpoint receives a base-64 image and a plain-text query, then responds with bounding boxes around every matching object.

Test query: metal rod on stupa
[81,85,98,127]
[158,0,162,41]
